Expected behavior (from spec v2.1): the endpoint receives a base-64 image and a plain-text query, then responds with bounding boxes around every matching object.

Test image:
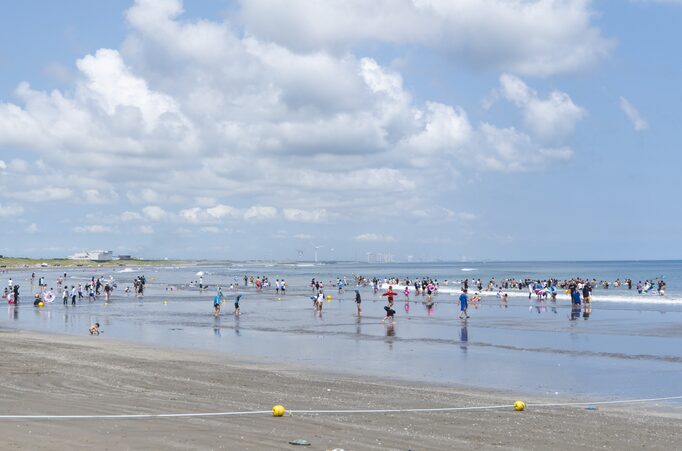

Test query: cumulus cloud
[6,187,74,202]
[0,203,24,218]
[74,225,114,233]
[355,233,395,242]
[0,0,588,247]
[283,208,329,223]
[243,206,278,221]
[138,225,154,234]
[619,96,648,131]
[239,0,613,76]
[26,223,38,233]
[121,211,143,221]
[498,74,586,142]
[178,204,278,224]
[142,205,168,221]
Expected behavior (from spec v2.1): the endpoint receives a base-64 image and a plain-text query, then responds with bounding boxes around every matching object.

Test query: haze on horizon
[1,0,681,262]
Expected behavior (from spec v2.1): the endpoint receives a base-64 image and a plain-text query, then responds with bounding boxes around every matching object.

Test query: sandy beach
[1,329,680,450]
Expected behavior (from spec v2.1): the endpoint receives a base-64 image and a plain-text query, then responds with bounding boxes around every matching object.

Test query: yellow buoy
[326,295,332,301]
[514,400,526,411]
[272,405,285,417]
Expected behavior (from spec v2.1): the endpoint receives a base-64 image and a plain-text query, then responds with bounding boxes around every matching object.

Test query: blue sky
[1,0,681,261]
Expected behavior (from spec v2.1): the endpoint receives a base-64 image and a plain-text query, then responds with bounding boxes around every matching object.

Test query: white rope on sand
[0,395,680,421]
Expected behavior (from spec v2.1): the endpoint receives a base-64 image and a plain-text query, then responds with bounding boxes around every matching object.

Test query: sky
[1,0,681,261]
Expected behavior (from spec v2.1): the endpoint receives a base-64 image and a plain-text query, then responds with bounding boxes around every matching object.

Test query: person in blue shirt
[571,287,581,305]
[459,289,470,319]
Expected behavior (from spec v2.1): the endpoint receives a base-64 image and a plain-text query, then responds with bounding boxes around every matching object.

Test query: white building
[68,250,113,261]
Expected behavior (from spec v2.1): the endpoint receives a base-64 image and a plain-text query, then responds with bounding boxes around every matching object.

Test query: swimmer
[89,323,100,335]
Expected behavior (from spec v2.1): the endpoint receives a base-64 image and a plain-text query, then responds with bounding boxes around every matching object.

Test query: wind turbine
[311,244,323,263]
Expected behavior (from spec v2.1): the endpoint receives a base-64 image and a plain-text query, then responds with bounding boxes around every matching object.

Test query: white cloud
[458,212,477,221]
[0,160,6,170]
[128,189,160,204]
[283,208,329,223]
[355,233,395,242]
[83,188,118,204]
[243,206,277,221]
[206,204,240,219]
[475,123,573,172]
[121,211,143,221]
[239,0,613,76]
[179,204,278,224]
[293,233,314,239]
[619,96,648,131]
[498,74,586,142]
[8,159,30,172]
[178,207,203,224]
[142,205,168,221]
[74,225,114,233]
[138,225,154,234]
[0,204,24,218]
[7,187,74,202]
[26,223,38,233]
[399,102,472,156]
[0,0,586,242]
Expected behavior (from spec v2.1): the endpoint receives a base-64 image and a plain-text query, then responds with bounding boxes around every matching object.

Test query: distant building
[117,255,132,260]
[68,250,113,261]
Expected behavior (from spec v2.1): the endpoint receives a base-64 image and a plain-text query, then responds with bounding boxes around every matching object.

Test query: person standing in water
[355,289,362,316]
[382,286,397,322]
[459,289,470,319]
[234,294,242,316]
[213,293,222,316]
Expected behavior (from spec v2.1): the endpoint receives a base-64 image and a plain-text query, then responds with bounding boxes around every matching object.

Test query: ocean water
[2,260,682,405]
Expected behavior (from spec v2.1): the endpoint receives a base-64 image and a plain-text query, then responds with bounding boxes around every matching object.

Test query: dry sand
[0,329,680,450]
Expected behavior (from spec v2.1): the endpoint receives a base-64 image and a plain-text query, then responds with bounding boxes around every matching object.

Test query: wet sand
[1,329,680,450]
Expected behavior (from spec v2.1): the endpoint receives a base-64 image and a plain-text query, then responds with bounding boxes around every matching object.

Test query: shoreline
[1,329,681,450]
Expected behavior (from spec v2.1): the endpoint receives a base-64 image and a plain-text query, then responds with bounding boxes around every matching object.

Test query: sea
[2,260,682,407]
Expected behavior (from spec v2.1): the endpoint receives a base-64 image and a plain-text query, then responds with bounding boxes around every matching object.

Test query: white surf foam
[380,283,682,305]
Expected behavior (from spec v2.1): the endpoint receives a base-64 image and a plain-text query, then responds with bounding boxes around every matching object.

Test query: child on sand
[89,323,100,335]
